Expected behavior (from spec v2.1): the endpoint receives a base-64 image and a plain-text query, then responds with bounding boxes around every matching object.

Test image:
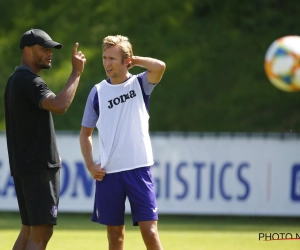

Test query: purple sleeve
[81,86,99,128]
[136,71,157,111]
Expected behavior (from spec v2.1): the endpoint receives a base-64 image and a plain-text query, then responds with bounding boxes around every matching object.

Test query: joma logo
[108,90,136,109]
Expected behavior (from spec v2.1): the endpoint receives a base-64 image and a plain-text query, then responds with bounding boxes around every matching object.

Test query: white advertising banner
[0,132,300,216]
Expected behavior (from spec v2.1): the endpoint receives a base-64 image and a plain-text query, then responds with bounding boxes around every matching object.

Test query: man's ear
[24,46,31,55]
[125,57,131,65]
[125,57,132,69]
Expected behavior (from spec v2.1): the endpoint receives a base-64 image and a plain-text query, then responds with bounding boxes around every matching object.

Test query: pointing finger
[73,42,79,55]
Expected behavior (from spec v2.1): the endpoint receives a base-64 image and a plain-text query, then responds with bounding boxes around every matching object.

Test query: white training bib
[95,76,154,173]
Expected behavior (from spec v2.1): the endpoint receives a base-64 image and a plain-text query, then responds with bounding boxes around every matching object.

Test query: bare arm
[79,126,106,181]
[129,56,166,84]
[41,43,86,115]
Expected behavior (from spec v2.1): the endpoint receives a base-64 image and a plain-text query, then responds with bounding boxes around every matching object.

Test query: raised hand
[72,42,86,74]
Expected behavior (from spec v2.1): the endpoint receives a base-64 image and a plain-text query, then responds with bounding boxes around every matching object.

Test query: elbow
[42,96,69,115]
[148,61,166,84]
[159,61,166,72]
[55,110,67,115]
[157,61,166,78]
[53,106,68,115]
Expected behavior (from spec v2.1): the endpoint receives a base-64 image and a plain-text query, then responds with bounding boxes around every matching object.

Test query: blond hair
[102,35,133,64]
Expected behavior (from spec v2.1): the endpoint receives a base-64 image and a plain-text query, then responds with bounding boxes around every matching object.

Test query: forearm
[80,128,105,180]
[41,43,86,114]
[54,70,81,113]
[131,56,166,84]
[131,56,164,72]
[79,132,94,170]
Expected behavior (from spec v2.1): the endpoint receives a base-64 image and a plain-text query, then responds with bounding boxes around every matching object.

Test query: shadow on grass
[1,212,300,232]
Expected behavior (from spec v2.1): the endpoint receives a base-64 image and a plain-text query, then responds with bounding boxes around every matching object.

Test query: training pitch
[1,212,300,249]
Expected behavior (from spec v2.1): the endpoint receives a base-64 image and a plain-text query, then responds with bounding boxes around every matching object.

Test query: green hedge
[1,0,300,132]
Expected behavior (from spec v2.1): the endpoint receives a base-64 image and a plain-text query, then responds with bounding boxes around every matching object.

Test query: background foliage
[1,0,300,132]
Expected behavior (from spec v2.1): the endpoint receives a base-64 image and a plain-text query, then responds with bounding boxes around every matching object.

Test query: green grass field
[1,212,300,250]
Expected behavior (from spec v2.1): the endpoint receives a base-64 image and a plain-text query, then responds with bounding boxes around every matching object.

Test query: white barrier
[0,132,300,216]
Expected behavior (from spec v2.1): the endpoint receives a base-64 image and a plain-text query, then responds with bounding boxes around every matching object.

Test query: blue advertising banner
[0,132,299,216]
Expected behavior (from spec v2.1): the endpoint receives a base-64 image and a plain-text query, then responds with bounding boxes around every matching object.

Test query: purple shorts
[91,166,158,226]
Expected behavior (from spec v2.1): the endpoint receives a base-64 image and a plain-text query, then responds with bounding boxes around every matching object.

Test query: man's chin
[41,64,51,69]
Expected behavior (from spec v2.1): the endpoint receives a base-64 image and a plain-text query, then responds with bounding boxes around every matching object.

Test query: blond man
[80,35,165,250]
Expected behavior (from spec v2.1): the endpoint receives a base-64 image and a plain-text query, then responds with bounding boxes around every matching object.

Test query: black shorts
[13,167,60,226]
